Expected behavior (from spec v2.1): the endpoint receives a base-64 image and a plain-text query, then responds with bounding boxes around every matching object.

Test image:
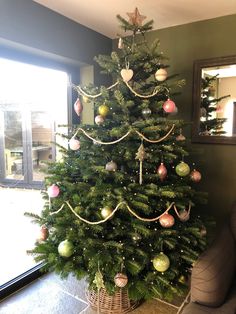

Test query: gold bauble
[101,206,113,218]
[98,105,109,117]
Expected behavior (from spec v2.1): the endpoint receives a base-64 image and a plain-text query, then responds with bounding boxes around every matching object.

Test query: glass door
[0,57,69,290]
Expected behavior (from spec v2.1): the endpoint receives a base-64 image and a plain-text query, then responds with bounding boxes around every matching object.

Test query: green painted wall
[114,14,236,218]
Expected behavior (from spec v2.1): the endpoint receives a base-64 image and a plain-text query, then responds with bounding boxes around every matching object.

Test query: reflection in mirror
[192,56,236,144]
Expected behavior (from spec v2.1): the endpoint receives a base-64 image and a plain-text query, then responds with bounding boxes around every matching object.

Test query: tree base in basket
[86,288,139,314]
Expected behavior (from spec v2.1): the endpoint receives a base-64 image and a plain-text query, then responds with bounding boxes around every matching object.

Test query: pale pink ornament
[163,99,176,113]
[179,209,190,222]
[47,184,60,198]
[105,161,117,172]
[157,163,167,181]
[155,68,168,82]
[121,68,134,82]
[176,134,186,141]
[69,138,81,150]
[114,273,128,287]
[95,115,104,125]
[159,213,175,228]
[190,169,202,182]
[73,98,83,116]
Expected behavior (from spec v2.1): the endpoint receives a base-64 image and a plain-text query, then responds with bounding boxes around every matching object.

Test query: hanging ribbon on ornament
[135,140,147,185]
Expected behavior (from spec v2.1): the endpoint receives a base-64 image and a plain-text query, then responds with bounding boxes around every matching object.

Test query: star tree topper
[127,7,146,26]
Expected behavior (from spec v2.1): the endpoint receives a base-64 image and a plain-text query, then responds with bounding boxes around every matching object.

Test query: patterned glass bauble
[69,138,81,150]
[175,162,190,177]
[153,252,170,272]
[155,68,168,81]
[95,115,104,125]
[159,213,175,228]
[58,240,74,257]
[105,161,117,172]
[47,184,60,198]
[98,105,109,117]
[157,163,167,181]
[163,99,176,113]
[190,169,202,182]
[114,273,128,287]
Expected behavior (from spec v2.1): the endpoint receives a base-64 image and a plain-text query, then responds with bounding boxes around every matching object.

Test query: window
[0,57,69,295]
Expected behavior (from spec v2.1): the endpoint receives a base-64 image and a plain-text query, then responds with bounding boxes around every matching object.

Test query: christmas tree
[200,74,230,135]
[26,8,209,303]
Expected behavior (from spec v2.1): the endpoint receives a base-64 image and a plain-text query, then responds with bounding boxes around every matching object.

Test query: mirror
[192,55,236,144]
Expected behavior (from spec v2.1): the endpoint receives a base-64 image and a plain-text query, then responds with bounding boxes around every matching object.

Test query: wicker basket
[86,288,139,314]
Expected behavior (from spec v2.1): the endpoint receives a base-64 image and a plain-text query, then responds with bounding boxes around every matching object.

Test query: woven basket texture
[86,288,139,314]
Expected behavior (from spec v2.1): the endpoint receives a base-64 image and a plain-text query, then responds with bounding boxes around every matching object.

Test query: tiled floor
[0,273,186,314]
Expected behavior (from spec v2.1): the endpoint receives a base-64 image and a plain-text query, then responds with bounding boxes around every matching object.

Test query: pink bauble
[47,184,60,198]
[159,213,175,228]
[179,209,190,222]
[190,169,202,182]
[95,115,104,125]
[157,163,167,181]
[163,99,176,113]
[73,98,83,116]
[114,273,128,287]
[69,138,81,150]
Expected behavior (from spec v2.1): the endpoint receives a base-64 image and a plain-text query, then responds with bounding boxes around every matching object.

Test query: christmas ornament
[98,104,109,117]
[153,252,170,272]
[73,98,83,116]
[163,99,176,113]
[118,37,124,49]
[37,225,49,242]
[179,209,190,222]
[101,206,113,219]
[141,108,151,118]
[190,169,202,182]
[175,162,190,177]
[127,7,146,26]
[135,142,147,185]
[159,213,175,228]
[155,68,168,82]
[93,270,105,290]
[58,240,74,257]
[95,115,104,125]
[157,163,167,181]
[121,68,134,82]
[176,133,186,141]
[69,137,81,150]
[114,273,128,287]
[105,161,117,172]
[47,184,60,198]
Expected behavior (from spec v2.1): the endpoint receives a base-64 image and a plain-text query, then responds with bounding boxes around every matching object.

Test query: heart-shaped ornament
[121,68,133,82]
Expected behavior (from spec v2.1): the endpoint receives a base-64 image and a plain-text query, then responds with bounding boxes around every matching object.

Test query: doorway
[0,57,69,288]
